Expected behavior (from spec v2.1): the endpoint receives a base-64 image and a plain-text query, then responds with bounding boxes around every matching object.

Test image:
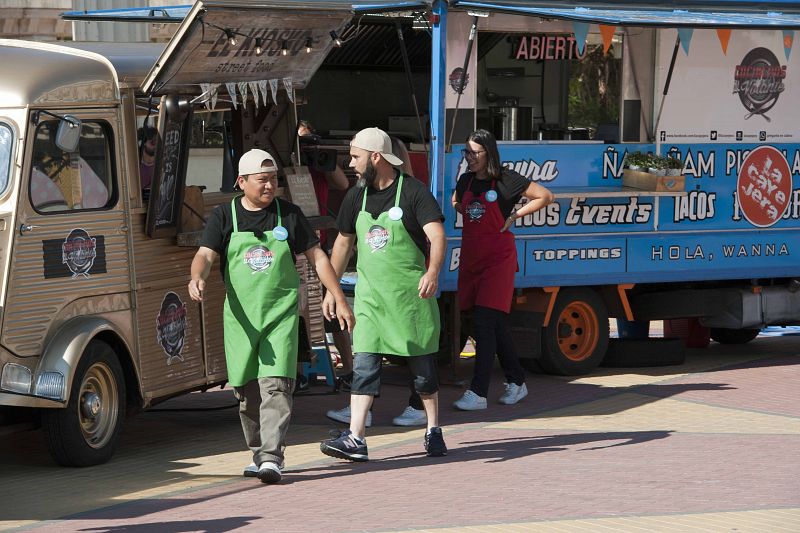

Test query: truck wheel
[41,340,125,466]
[710,328,760,345]
[539,288,609,375]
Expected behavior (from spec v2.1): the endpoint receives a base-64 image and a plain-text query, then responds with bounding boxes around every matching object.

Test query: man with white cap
[320,127,447,461]
[188,149,354,483]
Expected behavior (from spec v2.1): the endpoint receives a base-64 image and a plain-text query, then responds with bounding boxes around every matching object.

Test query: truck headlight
[1,363,32,394]
[35,372,65,400]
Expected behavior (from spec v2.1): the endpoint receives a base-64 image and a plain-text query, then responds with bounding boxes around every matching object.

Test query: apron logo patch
[61,228,97,278]
[366,225,390,251]
[156,291,187,365]
[467,200,486,221]
[244,245,274,272]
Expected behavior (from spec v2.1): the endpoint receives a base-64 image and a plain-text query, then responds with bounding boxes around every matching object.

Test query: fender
[34,316,135,405]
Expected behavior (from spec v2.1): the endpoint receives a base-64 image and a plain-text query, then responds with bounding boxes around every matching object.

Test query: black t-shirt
[454,169,530,219]
[200,196,319,278]
[337,172,443,257]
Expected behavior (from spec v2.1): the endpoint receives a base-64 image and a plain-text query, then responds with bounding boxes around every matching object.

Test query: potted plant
[647,154,667,176]
[623,151,648,171]
[664,155,684,176]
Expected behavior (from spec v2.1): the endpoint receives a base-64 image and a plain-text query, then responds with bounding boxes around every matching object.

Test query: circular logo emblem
[733,47,786,121]
[366,224,389,251]
[466,200,486,221]
[388,206,404,221]
[273,225,288,241]
[736,145,791,227]
[486,190,498,202]
[244,245,274,272]
[449,67,469,94]
[61,228,97,278]
[156,291,187,364]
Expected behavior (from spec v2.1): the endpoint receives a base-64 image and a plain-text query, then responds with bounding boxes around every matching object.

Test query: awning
[451,1,800,28]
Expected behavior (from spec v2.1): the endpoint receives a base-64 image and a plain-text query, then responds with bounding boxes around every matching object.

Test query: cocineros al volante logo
[62,228,97,278]
[733,47,787,121]
[156,291,188,364]
[366,225,389,252]
[244,245,274,272]
[466,200,486,221]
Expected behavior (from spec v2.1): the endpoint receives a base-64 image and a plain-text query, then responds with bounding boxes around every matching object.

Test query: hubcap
[557,301,599,362]
[77,362,118,449]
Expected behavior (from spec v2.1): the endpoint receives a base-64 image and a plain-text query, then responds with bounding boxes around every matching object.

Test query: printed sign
[736,145,791,227]
[156,291,188,364]
[43,229,107,279]
[513,35,587,61]
[285,167,320,217]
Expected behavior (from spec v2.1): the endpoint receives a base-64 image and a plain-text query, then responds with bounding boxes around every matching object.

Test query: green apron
[353,174,440,356]
[223,197,299,386]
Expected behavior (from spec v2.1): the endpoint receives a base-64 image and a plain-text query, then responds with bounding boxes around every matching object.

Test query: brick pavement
[0,336,798,532]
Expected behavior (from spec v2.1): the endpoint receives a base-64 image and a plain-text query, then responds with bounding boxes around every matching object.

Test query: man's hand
[188,278,205,302]
[418,270,438,299]
[323,291,355,333]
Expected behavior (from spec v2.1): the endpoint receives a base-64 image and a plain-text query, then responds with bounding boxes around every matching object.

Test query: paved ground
[1,333,799,532]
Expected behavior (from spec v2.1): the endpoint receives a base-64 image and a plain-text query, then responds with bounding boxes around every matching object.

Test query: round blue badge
[486,190,498,202]
[273,225,288,241]
[388,206,404,221]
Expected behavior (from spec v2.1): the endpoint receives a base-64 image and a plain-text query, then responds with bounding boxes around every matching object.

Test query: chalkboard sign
[285,166,320,217]
[146,96,192,238]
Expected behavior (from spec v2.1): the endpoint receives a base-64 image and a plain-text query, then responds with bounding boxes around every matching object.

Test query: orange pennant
[716,29,732,55]
[599,25,616,54]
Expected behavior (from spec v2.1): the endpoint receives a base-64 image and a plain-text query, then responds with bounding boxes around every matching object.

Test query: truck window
[30,120,117,213]
[0,123,12,195]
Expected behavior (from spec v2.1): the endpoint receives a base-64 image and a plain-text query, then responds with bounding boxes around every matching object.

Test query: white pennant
[282,77,294,102]
[225,82,238,109]
[199,83,212,110]
[238,82,249,106]
[258,80,269,106]
[269,79,279,105]
[248,81,260,108]
[210,84,219,110]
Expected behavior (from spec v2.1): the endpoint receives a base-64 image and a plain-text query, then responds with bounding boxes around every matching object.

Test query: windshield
[0,123,12,195]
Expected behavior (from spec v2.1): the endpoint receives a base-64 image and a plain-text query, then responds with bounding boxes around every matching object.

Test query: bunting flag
[248,81,260,108]
[238,82,249,106]
[199,83,213,110]
[716,29,731,55]
[599,24,616,54]
[282,78,294,103]
[225,82,238,109]
[268,79,279,104]
[784,30,794,60]
[677,28,694,55]
[258,80,269,107]
[572,21,589,55]
[210,84,219,110]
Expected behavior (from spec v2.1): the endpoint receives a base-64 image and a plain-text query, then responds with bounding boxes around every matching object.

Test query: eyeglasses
[461,149,486,159]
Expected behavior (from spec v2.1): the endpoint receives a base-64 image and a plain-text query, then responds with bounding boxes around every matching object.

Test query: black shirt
[200,196,319,278]
[454,169,530,219]
[337,172,444,257]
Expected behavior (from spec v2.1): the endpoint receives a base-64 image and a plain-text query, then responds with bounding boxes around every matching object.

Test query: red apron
[458,177,517,313]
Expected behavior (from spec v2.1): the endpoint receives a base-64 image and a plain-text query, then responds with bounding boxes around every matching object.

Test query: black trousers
[469,305,526,398]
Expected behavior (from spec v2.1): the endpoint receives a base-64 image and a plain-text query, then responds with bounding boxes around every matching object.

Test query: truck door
[2,111,132,357]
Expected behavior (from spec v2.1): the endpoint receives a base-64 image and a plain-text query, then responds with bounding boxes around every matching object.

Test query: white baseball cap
[351,127,403,167]
[238,149,278,176]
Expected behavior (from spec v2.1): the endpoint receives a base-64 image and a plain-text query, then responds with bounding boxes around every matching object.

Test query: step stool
[302,344,336,386]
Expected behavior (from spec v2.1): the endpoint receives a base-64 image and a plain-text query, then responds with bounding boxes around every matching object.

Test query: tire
[539,288,609,375]
[41,340,125,466]
[601,338,686,368]
[710,327,761,345]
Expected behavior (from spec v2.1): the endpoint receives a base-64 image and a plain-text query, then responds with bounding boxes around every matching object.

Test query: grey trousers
[233,376,294,467]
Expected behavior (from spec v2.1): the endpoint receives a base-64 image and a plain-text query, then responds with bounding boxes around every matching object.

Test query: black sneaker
[424,427,447,457]
[294,373,309,395]
[320,429,369,462]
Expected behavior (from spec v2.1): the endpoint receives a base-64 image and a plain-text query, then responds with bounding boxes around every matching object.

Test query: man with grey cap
[189,148,354,483]
[320,127,447,461]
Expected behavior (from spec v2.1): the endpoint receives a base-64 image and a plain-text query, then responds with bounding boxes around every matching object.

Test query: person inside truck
[319,127,447,462]
[324,135,429,429]
[138,125,158,199]
[188,148,354,484]
[451,129,554,411]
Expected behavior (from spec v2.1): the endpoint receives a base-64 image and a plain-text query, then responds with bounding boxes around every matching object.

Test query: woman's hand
[500,211,517,232]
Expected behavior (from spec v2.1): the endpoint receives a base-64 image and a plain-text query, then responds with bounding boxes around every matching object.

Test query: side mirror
[55,115,82,153]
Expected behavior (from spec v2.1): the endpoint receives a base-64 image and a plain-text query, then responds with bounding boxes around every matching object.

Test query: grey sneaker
[243,462,258,477]
[454,390,487,411]
[320,429,369,462]
[392,406,427,426]
[257,462,282,484]
[326,405,372,427]
[498,383,528,405]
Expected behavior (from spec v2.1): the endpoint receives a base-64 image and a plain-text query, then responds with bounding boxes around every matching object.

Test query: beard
[357,159,377,188]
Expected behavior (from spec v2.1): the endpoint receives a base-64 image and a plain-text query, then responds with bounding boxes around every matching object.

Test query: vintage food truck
[4,0,800,466]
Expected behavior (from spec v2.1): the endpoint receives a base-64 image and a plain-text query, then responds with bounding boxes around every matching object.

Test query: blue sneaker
[320,429,369,462]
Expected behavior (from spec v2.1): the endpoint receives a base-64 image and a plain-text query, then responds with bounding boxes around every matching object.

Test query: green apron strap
[394,174,404,207]
[230,197,240,233]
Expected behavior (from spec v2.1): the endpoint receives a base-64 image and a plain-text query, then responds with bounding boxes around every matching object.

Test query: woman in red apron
[452,129,554,410]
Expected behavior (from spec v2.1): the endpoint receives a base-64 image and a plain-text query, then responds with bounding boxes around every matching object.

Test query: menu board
[146,97,192,237]
[284,166,320,217]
